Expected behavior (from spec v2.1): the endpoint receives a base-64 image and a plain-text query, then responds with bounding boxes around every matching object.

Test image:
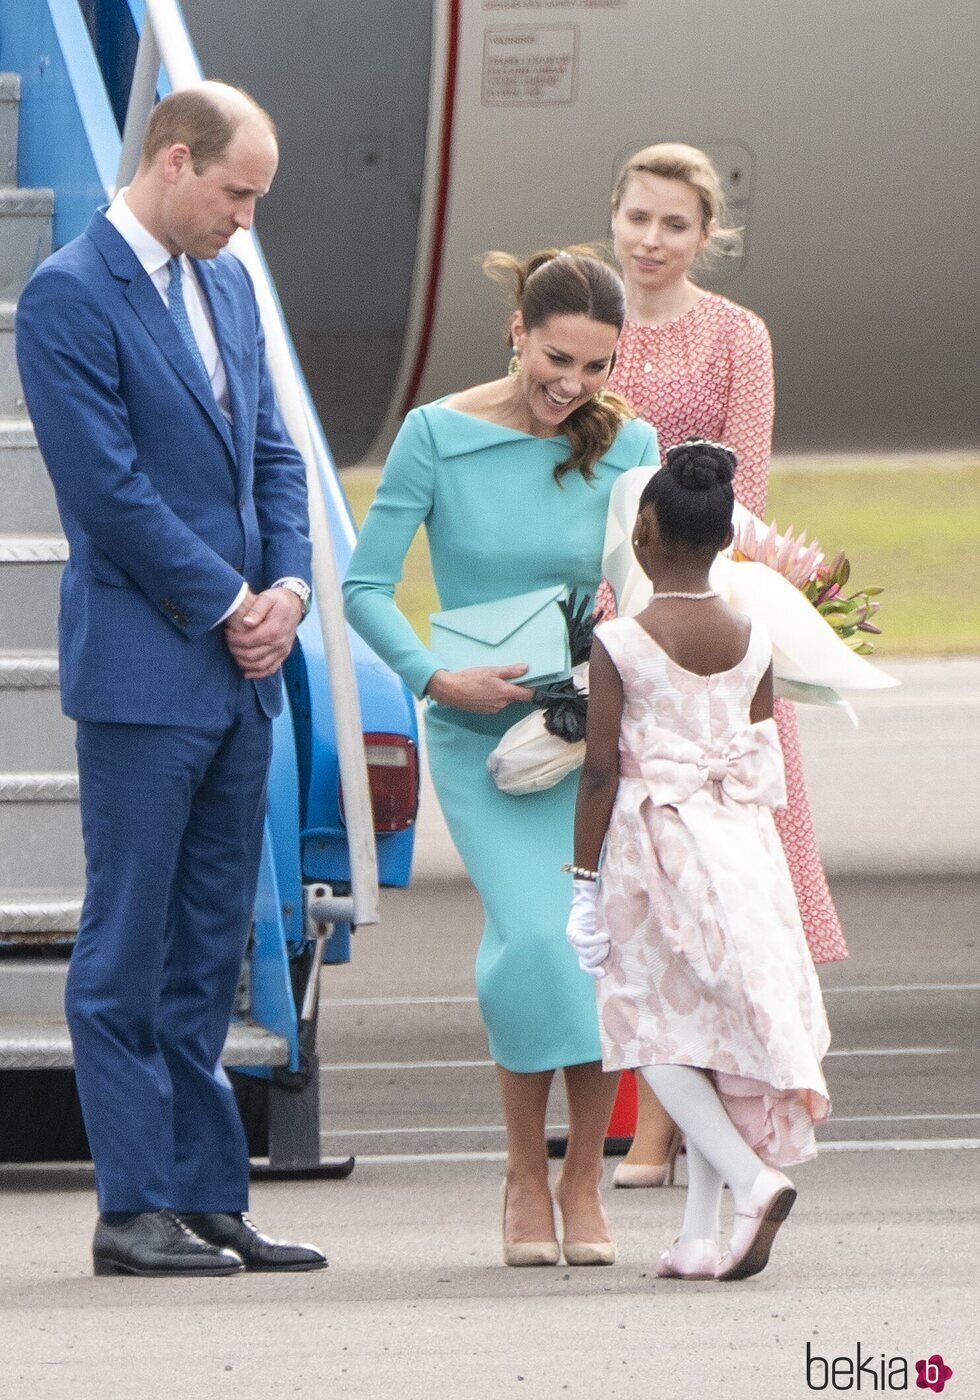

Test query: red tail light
[339,733,419,832]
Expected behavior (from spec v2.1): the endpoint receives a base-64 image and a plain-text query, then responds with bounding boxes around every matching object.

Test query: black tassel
[557,589,596,667]
[531,677,588,743]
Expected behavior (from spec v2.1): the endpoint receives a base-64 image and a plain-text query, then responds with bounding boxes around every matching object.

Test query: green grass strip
[342,462,980,656]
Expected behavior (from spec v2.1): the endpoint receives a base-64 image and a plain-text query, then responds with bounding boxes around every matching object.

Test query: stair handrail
[114,0,380,926]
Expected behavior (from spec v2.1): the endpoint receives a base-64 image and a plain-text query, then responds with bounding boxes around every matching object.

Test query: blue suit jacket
[15,211,311,724]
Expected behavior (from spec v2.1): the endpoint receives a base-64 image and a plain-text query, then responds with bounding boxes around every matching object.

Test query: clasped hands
[224,586,303,679]
[565,878,610,979]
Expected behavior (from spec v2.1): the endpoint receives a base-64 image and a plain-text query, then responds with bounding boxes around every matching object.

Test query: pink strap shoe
[655,1237,721,1280]
[716,1167,797,1281]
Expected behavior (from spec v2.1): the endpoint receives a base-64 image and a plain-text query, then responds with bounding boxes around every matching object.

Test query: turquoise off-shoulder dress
[343,403,658,1071]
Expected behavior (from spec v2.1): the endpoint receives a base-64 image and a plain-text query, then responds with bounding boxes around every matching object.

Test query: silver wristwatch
[272,577,312,619]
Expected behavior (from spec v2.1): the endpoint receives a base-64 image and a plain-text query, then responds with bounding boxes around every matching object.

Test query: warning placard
[482,26,579,106]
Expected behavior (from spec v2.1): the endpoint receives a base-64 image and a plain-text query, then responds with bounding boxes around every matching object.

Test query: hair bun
[665,438,737,489]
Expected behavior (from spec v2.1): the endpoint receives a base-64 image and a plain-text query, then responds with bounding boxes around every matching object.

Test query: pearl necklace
[651,590,718,601]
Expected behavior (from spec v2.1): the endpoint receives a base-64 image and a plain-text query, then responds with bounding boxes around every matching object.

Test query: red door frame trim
[399,0,462,417]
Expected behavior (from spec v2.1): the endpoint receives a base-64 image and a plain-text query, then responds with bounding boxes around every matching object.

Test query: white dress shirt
[105,191,246,623]
[106,190,231,417]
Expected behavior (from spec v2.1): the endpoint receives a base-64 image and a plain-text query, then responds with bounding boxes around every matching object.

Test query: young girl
[566,439,830,1280]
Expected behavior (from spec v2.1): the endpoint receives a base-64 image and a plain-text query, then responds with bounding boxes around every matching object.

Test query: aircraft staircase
[0,0,417,1167]
[0,68,291,1082]
[0,71,81,1049]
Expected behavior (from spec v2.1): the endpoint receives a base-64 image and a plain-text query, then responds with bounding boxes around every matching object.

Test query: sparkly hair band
[671,436,730,455]
[527,250,573,281]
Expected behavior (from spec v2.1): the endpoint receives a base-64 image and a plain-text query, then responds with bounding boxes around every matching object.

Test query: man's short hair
[140,87,277,172]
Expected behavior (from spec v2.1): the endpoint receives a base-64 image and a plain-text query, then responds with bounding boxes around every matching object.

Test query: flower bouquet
[732,518,883,656]
[488,466,898,795]
[605,466,897,709]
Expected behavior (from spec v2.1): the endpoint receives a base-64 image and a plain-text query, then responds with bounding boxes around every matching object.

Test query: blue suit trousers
[67,684,272,1212]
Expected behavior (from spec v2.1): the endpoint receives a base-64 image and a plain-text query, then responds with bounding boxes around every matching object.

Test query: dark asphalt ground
[1,877,975,1398]
[318,875,979,1159]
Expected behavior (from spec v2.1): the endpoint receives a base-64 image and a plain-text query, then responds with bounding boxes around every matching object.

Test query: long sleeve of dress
[342,412,442,699]
[723,313,775,518]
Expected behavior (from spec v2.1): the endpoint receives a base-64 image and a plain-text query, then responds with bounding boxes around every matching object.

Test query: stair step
[0,772,79,801]
[0,73,18,187]
[0,189,53,214]
[0,537,63,649]
[0,187,53,301]
[0,775,83,898]
[0,534,68,562]
[0,678,75,770]
[0,894,82,937]
[0,418,60,533]
[0,797,84,889]
[0,1016,291,1071]
[0,959,69,1013]
[0,301,26,415]
[0,650,59,687]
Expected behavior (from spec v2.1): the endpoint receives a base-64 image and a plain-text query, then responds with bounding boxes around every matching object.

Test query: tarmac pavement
[0,1144,976,1398]
[0,656,977,1399]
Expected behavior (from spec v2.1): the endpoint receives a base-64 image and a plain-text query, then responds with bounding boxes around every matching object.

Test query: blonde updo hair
[611,143,741,262]
[482,244,635,484]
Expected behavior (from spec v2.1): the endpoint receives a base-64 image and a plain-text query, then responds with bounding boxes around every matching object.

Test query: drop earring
[508,348,522,379]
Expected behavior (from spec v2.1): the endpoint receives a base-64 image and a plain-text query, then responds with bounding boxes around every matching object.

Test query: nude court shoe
[654,1237,721,1281]
[556,1174,617,1266]
[500,1181,560,1267]
[715,1167,797,1282]
[612,1128,683,1189]
[562,1237,617,1267]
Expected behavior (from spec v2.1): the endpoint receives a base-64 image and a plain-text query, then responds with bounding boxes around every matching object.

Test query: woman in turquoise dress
[343,248,658,1266]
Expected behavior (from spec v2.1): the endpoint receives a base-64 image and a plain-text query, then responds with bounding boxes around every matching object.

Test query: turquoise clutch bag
[429,586,571,688]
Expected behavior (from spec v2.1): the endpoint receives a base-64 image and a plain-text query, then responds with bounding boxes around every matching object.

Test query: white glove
[565,878,610,979]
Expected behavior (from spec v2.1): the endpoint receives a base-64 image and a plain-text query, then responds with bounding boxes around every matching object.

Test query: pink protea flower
[731,517,823,589]
[732,519,884,655]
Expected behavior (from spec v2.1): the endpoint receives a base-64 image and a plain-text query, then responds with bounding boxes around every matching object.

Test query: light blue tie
[167,255,211,387]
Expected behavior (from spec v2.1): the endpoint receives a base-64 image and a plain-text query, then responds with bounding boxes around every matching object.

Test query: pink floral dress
[605,293,848,963]
[595,617,831,1166]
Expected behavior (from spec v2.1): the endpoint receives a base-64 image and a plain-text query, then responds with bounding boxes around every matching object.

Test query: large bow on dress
[618,718,787,811]
[602,716,831,1165]
[612,718,790,991]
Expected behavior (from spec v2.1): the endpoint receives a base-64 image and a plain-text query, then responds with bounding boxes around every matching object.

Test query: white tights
[639,1064,766,1243]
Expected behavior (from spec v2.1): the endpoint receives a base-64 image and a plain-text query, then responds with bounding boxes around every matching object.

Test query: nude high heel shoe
[612,1128,683,1189]
[562,1237,617,1267]
[555,1174,617,1266]
[500,1181,560,1267]
[715,1167,797,1282]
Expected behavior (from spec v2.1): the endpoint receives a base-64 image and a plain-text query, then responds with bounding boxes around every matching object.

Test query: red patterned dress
[604,292,848,963]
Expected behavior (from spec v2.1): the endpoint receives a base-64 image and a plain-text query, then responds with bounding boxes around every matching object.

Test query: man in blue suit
[16,83,326,1276]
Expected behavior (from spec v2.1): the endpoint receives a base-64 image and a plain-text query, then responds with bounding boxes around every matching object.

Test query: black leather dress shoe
[182,1212,328,1271]
[92,1211,244,1277]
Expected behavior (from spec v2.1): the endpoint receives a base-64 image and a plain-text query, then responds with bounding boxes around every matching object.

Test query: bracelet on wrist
[562,863,600,882]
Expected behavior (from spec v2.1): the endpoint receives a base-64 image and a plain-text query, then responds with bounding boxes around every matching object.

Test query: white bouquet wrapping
[602,467,898,714]
[488,465,898,794]
[486,664,588,796]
